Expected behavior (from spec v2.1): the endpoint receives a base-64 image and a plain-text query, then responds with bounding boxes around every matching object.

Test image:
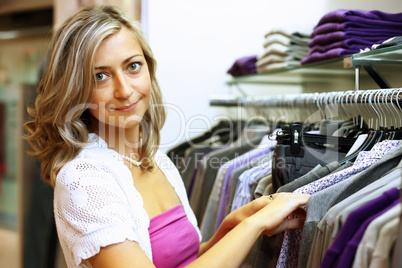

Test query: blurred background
[0,0,401,267]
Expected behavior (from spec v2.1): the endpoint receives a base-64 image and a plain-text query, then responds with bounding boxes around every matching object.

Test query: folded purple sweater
[308,38,382,54]
[312,21,402,38]
[309,31,395,48]
[301,47,359,65]
[317,9,402,25]
[227,55,257,77]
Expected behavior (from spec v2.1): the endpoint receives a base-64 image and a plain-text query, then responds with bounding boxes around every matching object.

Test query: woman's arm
[196,193,309,267]
[88,218,260,268]
[198,194,274,256]
[88,192,309,268]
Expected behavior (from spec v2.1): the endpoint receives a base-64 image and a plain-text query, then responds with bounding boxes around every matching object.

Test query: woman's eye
[128,62,142,72]
[95,73,107,81]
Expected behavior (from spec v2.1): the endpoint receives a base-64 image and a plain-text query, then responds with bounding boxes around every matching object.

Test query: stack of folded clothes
[285,32,311,68]
[256,30,290,73]
[301,9,402,65]
[256,30,311,73]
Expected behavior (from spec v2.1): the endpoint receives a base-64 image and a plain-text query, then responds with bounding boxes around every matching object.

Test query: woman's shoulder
[57,134,126,185]
[154,150,184,188]
[154,150,177,168]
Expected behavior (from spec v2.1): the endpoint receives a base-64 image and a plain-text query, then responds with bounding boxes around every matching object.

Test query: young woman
[24,5,310,268]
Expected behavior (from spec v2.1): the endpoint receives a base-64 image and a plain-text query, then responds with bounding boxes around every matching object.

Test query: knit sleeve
[54,159,140,267]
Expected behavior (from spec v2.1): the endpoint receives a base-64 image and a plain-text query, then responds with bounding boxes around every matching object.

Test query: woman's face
[89,26,151,132]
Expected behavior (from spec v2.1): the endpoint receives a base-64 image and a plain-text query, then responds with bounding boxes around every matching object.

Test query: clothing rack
[210,88,402,129]
[209,88,402,107]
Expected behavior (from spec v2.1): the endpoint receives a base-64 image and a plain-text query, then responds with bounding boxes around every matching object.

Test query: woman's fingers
[291,207,307,219]
[262,217,306,237]
[225,192,310,235]
[252,193,310,234]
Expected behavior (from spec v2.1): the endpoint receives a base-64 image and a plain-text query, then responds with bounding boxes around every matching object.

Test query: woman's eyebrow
[94,54,144,70]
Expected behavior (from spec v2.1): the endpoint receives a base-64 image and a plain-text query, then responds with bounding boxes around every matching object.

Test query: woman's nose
[114,72,133,99]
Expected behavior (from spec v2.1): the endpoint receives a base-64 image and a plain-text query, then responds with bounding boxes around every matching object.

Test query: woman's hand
[198,192,310,264]
[222,195,278,231]
[221,193,310,235]
[252,193,310,236]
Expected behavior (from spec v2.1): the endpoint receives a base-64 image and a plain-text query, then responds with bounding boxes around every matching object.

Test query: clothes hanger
[375,89,388,143]
[341,90,360,138]
[381,88,399,140]
[338,89,387,164]
[278,92,358,156]
[389,88,402,140]
[337,91,357,138]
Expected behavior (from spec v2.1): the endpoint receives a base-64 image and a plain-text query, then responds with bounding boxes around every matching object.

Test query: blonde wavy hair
[24,5,166,187]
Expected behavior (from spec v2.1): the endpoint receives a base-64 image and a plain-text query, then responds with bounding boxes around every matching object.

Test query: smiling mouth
[112,101,139,112]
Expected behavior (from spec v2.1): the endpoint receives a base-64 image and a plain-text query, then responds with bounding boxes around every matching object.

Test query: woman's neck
[96,123,142,160]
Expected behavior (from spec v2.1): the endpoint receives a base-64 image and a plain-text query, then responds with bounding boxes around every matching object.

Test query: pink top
[148,205,200,268]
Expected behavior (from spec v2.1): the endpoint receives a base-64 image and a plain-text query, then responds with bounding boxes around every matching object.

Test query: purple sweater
[312,21,402,38]
[302,9,402,64]
[335,199,399,268]
[317,9,402,25]
[320,187,400,268]
[227,55,257,77]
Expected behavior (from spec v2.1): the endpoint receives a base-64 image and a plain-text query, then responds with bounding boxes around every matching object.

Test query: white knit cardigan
[54,134,201,267]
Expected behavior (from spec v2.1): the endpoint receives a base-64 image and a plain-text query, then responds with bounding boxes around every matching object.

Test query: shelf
[227,44,402,90]
[349,44,402,66]
[227,58,353,86]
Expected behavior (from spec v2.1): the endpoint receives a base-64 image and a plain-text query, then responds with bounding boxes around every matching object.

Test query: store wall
[147,0,402,152]
[147,0,324,151]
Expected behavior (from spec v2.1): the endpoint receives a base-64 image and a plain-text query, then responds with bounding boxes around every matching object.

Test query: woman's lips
[112,101,139,112]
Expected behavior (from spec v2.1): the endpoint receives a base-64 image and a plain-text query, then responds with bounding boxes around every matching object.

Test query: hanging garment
[352,203,401,268]
[230,152,274,212]
[320,188,400,268]
[330,141,402,207]
[189,135,264,222]
[167,120,244,167]
[296,176,356,268]
[254,161,351,268]
[271,143,347,193]
[181,146,218,191]
[307,158,402,268]
[200,153,270,242]
[392,189,402,268]
[368,216,399,268]
[255,233,285,268]
[227,156,267,212]
[213,139,273,231]
[276,140,401,268]
[187,125,268,210]
[277,161,350,193]
[187,145,231,199]
[253,174,273,199]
